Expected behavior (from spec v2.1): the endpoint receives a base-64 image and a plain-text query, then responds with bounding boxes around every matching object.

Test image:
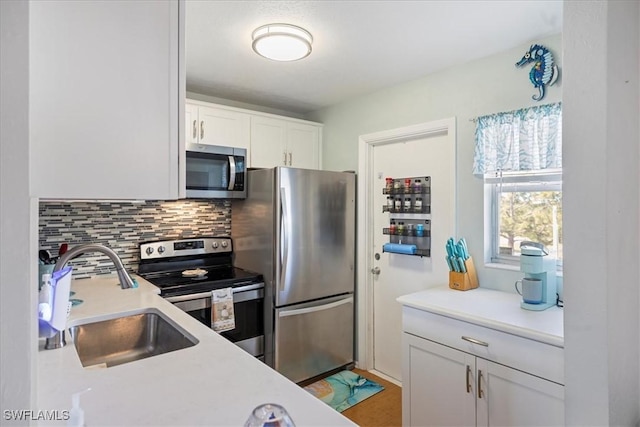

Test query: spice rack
[382,176,431,257]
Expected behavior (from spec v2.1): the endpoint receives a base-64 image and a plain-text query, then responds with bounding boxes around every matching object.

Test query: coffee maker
[519,241,557,311]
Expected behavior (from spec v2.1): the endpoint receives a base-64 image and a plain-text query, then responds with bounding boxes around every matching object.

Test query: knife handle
[459,257,467,273]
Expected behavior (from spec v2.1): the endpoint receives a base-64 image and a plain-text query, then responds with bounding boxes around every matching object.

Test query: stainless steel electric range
[137,237,265,359]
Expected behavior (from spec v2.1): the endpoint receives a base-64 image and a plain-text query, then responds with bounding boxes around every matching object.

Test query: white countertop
[397,286,564,347]
[37,275,355,427]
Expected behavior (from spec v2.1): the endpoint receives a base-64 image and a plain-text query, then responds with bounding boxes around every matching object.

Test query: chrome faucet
[53,244,136,290]
[44,244,137,350]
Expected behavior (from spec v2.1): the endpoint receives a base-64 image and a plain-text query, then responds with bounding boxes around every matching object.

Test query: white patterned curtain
[473,103,562,176]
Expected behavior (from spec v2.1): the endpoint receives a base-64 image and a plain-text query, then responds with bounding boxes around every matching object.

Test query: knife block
[449,257,479,291]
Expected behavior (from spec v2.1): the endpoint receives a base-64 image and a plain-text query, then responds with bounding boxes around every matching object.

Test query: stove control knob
[212,241,219,249]
[145,247,154,255]
[221,241,228,248]
[157,246,165,254]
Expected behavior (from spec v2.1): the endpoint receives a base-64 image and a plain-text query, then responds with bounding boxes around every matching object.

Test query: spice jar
[413,179,422,193]
[406,223,414,236]
[386,196,394,210]
[404,178,411,193]
[415,197,423,212]
[397,222,405,235]
[403,197,411,212]
[385,177,394,193]
[394,197,402,211]
[389,221,397,235]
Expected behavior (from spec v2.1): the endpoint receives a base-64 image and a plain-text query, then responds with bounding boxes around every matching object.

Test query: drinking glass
[244,403,295,427]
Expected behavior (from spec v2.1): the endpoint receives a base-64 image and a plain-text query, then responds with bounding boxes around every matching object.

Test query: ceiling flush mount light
[252,24,313,62]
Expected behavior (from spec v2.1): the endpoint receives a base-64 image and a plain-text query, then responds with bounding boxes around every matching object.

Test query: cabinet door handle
[200,121,204,140]
[192,120,197,139]
[466,365,471,393]
[462,336,489,347]
[477,369,484,399]
[288,152,292,166]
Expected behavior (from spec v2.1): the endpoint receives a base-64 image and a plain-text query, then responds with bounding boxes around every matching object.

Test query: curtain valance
[473,102,562,176]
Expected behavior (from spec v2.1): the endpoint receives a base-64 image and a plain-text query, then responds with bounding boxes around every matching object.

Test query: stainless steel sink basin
[70,309,198,368]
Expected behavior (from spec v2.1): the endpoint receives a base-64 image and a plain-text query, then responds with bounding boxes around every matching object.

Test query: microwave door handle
[227,156,236,191]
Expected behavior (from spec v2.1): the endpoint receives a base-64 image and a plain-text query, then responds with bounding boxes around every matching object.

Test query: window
[473,103,562,268]
[488,170,562,266]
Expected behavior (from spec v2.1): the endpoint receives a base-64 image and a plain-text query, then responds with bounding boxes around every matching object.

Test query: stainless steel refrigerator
[232,167,355,384]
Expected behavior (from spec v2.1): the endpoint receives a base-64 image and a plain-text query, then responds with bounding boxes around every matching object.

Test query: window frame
[487,169,563,269]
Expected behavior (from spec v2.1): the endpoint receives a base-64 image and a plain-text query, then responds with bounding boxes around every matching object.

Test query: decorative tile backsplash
[39,200,230,278]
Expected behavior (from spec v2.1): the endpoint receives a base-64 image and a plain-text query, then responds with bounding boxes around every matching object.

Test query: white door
[360,119,456,382]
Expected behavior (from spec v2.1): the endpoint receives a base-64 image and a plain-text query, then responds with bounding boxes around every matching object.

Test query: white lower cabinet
[476,357,564,427]
[404,334,476,426]
[402,307,564,427]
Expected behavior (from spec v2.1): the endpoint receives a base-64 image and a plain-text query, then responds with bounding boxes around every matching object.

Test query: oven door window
[179,295,263,344]
[219,297,263,343]
[185,151,230,191]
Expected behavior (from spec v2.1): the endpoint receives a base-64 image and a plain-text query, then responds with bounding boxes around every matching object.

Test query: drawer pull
[466,365,471,393]
[478,369,484,399]
[462,336,489,347]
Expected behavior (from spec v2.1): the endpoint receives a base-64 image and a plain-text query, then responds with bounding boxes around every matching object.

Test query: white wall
[563,1,639,425]
[307,34,562,295]
[0,0,38,419]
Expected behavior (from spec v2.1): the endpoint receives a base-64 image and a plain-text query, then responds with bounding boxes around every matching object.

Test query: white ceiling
[186,1,563,115]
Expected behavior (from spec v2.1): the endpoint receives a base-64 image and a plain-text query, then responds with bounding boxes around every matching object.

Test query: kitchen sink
[70,308,198,368]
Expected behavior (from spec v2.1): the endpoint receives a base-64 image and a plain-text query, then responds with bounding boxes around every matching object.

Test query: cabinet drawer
[402,306,564,384]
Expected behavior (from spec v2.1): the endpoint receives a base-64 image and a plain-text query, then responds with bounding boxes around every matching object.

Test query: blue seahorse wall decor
[515,44,559,101]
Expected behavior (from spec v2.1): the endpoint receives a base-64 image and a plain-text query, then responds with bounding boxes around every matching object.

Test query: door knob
[371,267,380,275]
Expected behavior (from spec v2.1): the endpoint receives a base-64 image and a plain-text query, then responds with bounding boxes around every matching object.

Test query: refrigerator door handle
[279,186,290,291]
[278,296,354,318]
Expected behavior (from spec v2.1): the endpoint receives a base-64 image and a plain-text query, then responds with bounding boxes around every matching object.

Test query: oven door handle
[165,292,212,303]
[164,283,264,304]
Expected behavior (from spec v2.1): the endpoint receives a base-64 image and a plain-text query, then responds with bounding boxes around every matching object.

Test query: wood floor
[341,368,402,427]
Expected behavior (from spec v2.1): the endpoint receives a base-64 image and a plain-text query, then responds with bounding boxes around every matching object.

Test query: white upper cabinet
[186,102,250,149]
[250,116,321,169]
[286,122,321,170]
[250,116,288,168]
[30,0,182,200]
[187,100,322,170]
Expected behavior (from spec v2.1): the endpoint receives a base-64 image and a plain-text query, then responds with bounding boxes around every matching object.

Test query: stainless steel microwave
[185,144,246,199]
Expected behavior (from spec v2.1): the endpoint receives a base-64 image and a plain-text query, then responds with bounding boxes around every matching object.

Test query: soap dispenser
[68,388,91,427]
